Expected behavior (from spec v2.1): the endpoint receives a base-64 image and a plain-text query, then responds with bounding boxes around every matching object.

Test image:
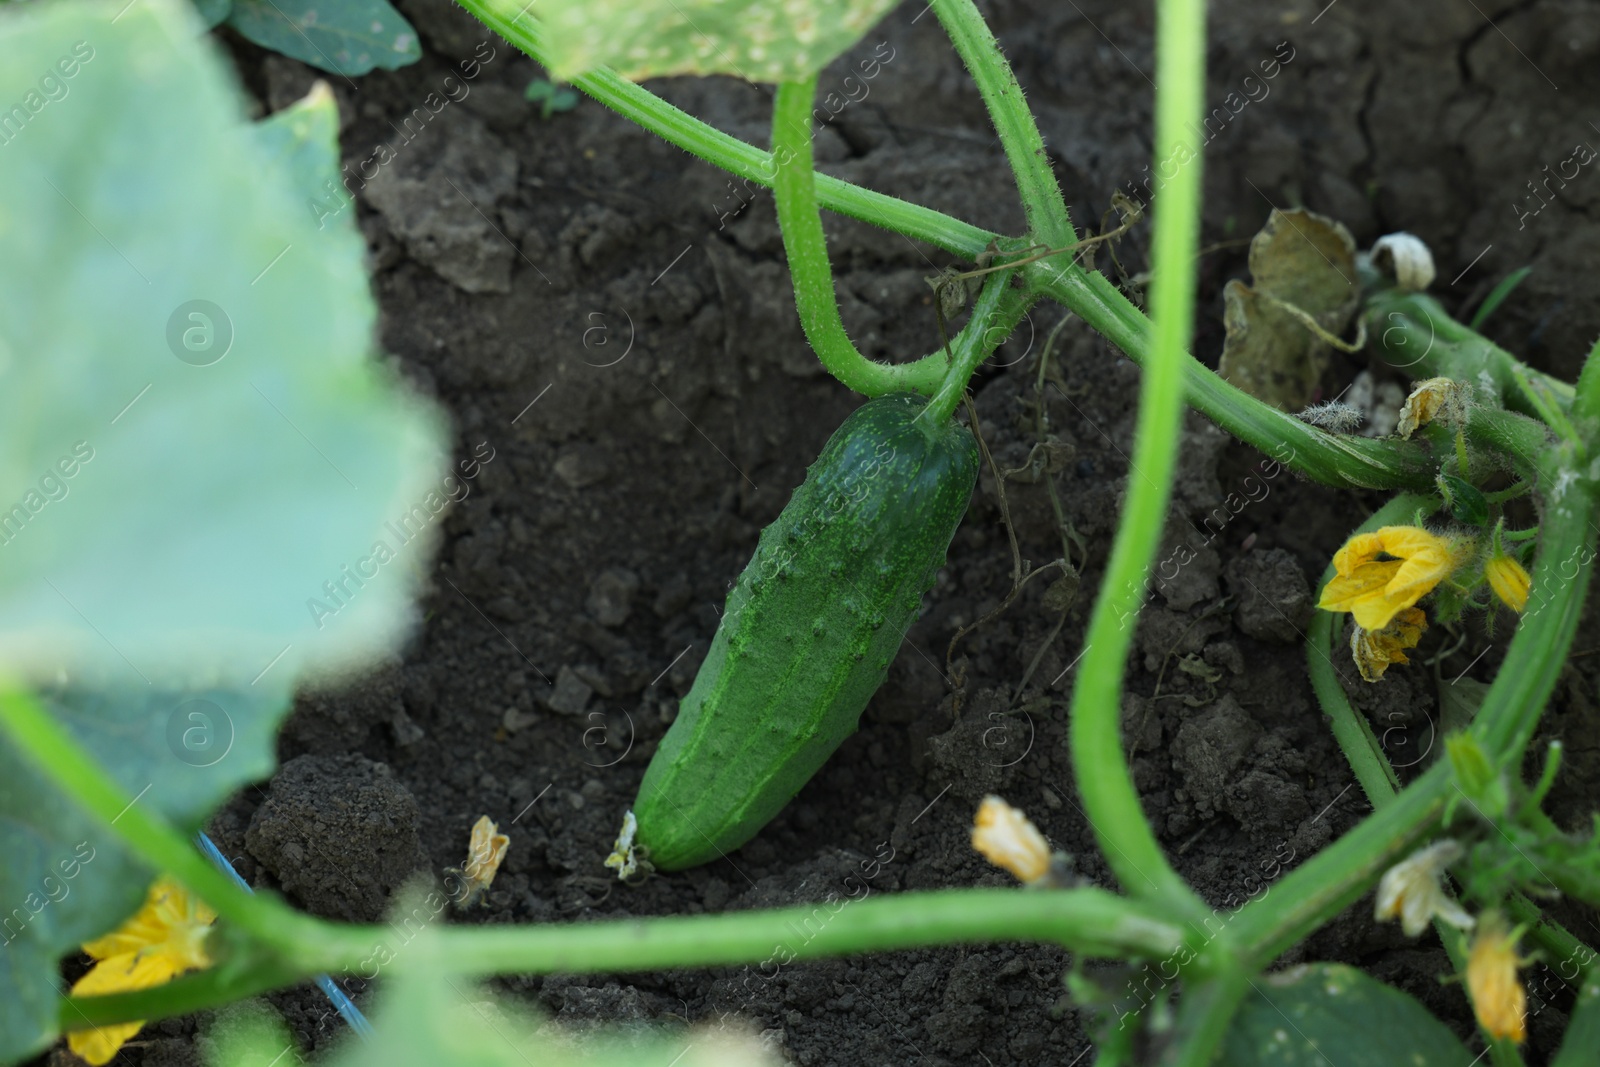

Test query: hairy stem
[462,0,995,256]
[63,887,1185,1028]
[1067,0,1208,921]
[1364,288,1574,417]
[1576,333,1600,429]
[1027,267,1439,490]
[455,0,1438,491]
[1235,449,1599,964]
[771,76,948,395]
[921,271,1026,425]
[1159,966,1250,1067]
[931,0,1074,248]
[13,687,1187,1032]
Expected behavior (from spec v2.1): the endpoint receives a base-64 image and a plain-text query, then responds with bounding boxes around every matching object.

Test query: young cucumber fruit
[612,393,978,876]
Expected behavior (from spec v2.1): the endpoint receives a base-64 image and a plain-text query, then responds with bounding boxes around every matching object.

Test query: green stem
[1484,481,1533,505]
[1307,523,1595,1016]
[1507,896,1596,993]
[1307,494,1438,804]
[1029,267,1439,490]
[64,887,1185,1029]
[771,77,945,396]
[1462,407,1547,484]
[1067,0,1207,920]
[1234,764,1450,968]
[409,886,1181,974]
[1477,452,1598,760]
[0,686,355,966]
[1308,604,1403,795]
[1576,333,1600,427]
[456,0,1438,491]
[1235,447,1600,965]
[931,0,1074,248]
[463,0,995,257]
[11,684,1187,1031]
[62,960,306,1034]
[1159,967,1251,1067]
[920,271,1023,425]
[1364,289,1574,416]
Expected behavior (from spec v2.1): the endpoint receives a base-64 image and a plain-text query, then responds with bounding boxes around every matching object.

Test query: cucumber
[610,393,978,876]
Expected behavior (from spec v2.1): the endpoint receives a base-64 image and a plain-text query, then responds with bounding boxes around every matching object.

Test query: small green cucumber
[609,393,978,876]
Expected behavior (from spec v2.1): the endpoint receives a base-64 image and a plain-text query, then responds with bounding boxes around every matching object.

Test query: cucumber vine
[4,0,1600,1062]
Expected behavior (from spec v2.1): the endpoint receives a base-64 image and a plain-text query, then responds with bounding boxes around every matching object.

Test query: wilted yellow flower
[604,809,641,882]
[1374,839,1474,937]
[67,877,215,1065]
[1485,553,1531,613]
[972,796,1051,885]
[449,815,511,909]
[465,816,510,886]
[1467,913,1527,1043]
[1350,606,1428,682]
[1396,377,1467,438]
[1319,526,1469,630]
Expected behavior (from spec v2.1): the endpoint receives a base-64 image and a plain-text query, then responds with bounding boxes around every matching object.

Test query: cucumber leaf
[227,964,783,1066]
[535,0,900,83]
[0,0,447,692]
[203,999,298,1067]
[253,79,355,231]
[1221,963,1475,1065]
[226,0,419,75]
[1218,209,1360,412]
[0,0,446,1059]
[1,683,292,1064]
[193,0,232,29]
[1438,473,1489,527]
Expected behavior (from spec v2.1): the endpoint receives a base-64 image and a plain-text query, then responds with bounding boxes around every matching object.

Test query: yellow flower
[1373,839,1474,937]
[972,796,1051,885]
[67,877,215,1065]
[1396,377,1467,438]
[448,814,510,908]
[1350,606,1427,682]
[1467,913,1527,1043]
[1485,553,1531,613]
[1319,526,1468,630]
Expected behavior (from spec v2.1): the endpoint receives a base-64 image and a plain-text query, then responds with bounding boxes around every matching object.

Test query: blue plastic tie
[194,831,374,1040]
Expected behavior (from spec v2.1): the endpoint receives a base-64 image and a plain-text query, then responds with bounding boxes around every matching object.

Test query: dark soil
[90,0,1600,1064]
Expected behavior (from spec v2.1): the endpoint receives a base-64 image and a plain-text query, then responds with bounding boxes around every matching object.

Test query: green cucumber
[609,393,978,876]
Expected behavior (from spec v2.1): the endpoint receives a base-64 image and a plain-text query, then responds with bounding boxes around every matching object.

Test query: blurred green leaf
[524,77,578,119]
[536,0,900,83]
[226,0,419,75]
[203,999,299,1067]
[0,0,447,691]
[1222,963,1474,1065]
[306,963,780,1067]
[192,0,232,28]
[253,80,356,231]
[0,0,446,1058]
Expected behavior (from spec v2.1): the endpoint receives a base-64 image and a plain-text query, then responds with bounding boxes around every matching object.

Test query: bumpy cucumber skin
[633,393,978,871]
